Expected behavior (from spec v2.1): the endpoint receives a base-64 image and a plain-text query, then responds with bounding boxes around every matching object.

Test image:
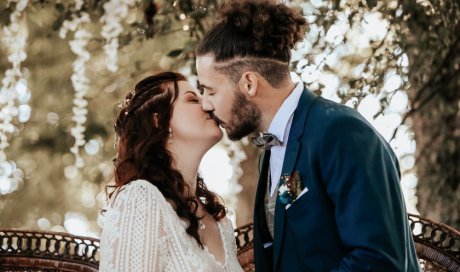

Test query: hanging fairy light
[60,1,91,168]
[69,29,92,168]
[61,0,139,168]
[0,0,29,194]
[221,136,245,207]
[100,0,140,72]
[59,2,89,39]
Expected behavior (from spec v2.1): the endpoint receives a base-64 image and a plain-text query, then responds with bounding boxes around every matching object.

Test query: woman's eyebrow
[184,90,199,97]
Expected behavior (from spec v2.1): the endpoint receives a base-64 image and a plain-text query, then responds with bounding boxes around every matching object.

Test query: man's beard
[226,90,262,141]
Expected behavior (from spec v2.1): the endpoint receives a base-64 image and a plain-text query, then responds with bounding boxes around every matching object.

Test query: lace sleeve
[100,179,164,271]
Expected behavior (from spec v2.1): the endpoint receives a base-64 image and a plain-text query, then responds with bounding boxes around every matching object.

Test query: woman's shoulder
[218,216,236,232]
[110,179,167,207]
[220,216,232,225]
[123,179,160,192]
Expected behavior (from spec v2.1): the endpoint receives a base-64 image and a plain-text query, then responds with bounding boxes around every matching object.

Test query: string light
[60,1,92,168]
[100,0,140,72]
[0,0,29,193]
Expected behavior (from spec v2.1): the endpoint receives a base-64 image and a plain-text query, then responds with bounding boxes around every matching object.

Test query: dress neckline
[133,180,228,268]
[203,220,228,267]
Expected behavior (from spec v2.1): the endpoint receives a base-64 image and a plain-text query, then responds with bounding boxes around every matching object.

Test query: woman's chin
[206,130,223,146]
[212,130,224,143]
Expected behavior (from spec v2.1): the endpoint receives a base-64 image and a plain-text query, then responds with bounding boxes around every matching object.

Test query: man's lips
[210,113,225,128]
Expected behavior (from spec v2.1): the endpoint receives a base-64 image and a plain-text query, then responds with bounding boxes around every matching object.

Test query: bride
[99,72,243,272]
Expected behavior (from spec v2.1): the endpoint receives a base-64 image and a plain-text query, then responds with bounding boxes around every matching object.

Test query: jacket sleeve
[319,114,415,272]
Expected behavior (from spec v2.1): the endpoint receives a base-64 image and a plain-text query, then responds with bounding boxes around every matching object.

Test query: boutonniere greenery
[278,171,304,205]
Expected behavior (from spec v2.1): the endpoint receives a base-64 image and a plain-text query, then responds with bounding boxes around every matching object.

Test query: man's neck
[258,80,297,132]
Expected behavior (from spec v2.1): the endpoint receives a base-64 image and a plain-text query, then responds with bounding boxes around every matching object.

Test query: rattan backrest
[232,214,460,272]
[409,214,460,271]
[0,229,99,272]
[1,214,459,272]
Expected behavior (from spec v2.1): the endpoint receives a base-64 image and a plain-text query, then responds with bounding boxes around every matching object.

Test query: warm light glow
[200,145,233,196]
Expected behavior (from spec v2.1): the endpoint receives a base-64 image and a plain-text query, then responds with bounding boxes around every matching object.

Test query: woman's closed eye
[184,91,201,103]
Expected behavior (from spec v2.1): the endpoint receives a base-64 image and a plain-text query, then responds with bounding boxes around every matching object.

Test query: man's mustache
[209,112,223,125]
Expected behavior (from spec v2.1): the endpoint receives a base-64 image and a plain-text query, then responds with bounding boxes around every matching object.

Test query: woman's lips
[209,114,223,127]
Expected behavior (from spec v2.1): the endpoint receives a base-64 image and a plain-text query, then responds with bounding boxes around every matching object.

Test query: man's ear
[239,72,258,97]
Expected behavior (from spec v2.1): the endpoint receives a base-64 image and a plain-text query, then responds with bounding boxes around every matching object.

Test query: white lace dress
[99,179,243,272]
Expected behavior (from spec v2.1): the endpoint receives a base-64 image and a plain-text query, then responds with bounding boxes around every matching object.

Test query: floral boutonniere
[278,171,304,205]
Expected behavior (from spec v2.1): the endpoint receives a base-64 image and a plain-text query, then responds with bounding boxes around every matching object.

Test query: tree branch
[411,23,460,106]
[389,22,460,141]
[389,68,460,141]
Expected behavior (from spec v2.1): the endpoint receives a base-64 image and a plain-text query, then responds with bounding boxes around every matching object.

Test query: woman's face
[168,81,223,148]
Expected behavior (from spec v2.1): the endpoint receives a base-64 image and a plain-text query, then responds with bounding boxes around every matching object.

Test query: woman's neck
[169,145,205,196]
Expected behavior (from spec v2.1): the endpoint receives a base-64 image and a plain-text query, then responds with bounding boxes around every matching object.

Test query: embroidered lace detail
[99,179,242,272]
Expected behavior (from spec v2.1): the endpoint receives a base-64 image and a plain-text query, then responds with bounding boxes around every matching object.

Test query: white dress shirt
[267,82,304,196]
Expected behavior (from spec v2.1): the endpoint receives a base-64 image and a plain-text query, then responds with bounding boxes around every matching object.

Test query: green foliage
[289,0,409,114]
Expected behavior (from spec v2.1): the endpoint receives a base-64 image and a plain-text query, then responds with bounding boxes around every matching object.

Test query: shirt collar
[267,82,304,142]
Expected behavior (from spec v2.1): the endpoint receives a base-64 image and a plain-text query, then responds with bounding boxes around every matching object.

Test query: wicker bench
[409,214,460,271]
[0,230,99,271]
[1,214,459,271]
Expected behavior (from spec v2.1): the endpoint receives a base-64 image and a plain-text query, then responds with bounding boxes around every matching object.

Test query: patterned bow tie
[250,132,283,150]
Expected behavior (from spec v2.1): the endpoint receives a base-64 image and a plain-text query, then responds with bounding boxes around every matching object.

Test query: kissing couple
[99,1,420,271]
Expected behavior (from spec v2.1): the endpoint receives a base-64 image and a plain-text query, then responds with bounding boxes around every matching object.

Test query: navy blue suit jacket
[253,89,420,271]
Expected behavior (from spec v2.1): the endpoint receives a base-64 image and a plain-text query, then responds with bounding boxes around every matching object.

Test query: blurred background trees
[400,0,459,229]
[0,0,458,235]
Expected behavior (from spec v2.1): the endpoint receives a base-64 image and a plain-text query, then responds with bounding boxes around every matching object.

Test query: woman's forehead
[178,81,199,95]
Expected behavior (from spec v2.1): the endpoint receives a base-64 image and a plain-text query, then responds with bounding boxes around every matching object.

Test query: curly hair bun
[219,0,306,61]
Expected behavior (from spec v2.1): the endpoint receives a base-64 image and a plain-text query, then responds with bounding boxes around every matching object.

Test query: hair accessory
[122,90,136,115]
[122,98,131,108]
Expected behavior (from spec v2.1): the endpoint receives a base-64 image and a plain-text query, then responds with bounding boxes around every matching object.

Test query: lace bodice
[99,179,243,272]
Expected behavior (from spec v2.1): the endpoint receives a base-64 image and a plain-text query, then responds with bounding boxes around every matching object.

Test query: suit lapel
[273,89,318,270]
[254,151,270,237]
[253,150,274,270]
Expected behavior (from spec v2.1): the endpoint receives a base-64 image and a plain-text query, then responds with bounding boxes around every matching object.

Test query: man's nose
[201,97,215,111]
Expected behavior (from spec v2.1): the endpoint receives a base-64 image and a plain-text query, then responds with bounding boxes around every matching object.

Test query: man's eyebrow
[199,83,213,91]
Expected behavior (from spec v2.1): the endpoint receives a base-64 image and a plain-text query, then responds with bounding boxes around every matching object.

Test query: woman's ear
[153,113,159,128]
[239,72,258,97]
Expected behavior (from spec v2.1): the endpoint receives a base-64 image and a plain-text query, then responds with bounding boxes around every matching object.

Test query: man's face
[196,55,261,140]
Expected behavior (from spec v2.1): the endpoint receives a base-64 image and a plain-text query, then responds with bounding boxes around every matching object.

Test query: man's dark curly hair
[196,1,306,86]
[197,0,307,63]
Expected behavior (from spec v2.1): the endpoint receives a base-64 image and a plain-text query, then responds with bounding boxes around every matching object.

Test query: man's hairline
[197,54,290,90]
[202,53,287,65]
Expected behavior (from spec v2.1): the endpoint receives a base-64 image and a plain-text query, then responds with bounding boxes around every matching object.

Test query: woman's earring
[168,127,173,143]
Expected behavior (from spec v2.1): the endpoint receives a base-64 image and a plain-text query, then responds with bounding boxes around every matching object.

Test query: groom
[196,1,420,271]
